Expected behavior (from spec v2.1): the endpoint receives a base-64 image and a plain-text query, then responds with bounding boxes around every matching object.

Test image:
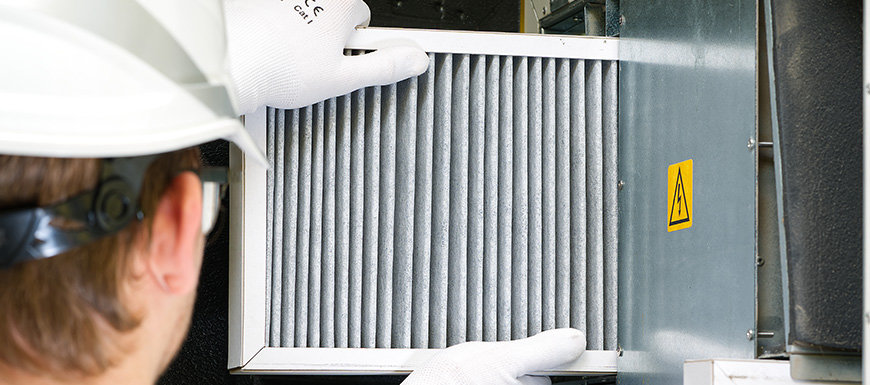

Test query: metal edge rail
[235,348,618,375]
[347,27,619,61]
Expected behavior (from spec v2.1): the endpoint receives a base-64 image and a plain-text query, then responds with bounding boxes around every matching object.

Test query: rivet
[747,138,756,150]
[617,180,625,191]
[746,329,755,340]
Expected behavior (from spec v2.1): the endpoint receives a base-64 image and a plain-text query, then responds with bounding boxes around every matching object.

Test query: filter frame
[229,27,619,375]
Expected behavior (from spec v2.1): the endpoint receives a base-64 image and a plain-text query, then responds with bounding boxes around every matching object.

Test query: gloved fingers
[500,328,586,378]
[516,375,552,385]
[342,45,430,88]
[348,0,372,27]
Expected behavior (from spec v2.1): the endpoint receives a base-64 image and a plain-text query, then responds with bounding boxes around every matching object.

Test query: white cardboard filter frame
[229,28,620,375]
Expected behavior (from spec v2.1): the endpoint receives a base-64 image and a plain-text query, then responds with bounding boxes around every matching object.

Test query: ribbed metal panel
[265,53,618,349]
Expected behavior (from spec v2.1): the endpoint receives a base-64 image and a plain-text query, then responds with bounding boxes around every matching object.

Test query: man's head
[0,149,206,382]
[0,3,263,384]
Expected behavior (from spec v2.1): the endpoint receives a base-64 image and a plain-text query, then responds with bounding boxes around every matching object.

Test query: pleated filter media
[230,28,619,375]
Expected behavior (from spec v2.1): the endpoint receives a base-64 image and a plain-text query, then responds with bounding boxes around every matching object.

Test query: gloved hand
[402,329,586,385]
[224,0,429,115]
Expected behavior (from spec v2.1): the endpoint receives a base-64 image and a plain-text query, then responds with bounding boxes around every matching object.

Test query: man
[0,1,585,384]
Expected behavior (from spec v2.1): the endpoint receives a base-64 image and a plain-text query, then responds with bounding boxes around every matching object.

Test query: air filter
[229,28,619,375]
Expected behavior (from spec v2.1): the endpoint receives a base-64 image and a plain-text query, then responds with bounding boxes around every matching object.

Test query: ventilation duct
[229,28,619,375]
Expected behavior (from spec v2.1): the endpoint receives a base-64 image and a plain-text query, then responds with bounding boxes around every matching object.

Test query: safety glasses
[198,167,228,236]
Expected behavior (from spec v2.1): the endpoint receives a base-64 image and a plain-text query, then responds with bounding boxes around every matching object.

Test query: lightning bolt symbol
[677,190,682,215]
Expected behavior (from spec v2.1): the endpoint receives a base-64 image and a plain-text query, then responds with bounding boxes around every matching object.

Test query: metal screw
[746,329,755,340]
[618,180,625,191]
[747,138,756,150]
[756,257,764,267]
[619,15,625,25]
[757,331,775,339]
[617,345,624,357]
[395,0,402,7]
[542,7,548,14]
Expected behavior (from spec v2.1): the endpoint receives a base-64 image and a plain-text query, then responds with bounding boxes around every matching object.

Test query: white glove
[402,329,586,385]
[224,0,429,115]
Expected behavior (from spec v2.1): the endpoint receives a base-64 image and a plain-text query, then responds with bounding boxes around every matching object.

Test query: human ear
[146,171,203,295]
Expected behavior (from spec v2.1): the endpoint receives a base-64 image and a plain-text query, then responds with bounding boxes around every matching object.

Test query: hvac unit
[228,28,619,375]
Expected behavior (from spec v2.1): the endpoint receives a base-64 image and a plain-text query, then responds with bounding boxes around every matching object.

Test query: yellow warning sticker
[667,159,693,232]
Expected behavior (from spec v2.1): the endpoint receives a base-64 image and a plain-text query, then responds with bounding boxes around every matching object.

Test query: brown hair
[0,148,201,376]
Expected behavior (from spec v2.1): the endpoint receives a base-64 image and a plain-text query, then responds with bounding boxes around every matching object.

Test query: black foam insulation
[768,0,862,352]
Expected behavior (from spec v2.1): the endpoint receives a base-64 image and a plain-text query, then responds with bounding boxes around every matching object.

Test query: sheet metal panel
[617,0,757,383]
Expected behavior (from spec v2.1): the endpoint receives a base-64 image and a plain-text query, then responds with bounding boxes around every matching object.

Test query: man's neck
[0,365,155,385]
[0,321,165,385]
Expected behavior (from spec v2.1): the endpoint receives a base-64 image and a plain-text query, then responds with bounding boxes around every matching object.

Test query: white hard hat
[0,0,265,163]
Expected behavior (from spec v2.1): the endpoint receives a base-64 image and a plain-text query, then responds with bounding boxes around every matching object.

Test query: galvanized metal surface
[540,1,586,34]
[265,52,618,349]
[789,353,861,383]
[756,5,786,358]
[683,359,849,384]
[617,0,757,384]
[540,0,619,36]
